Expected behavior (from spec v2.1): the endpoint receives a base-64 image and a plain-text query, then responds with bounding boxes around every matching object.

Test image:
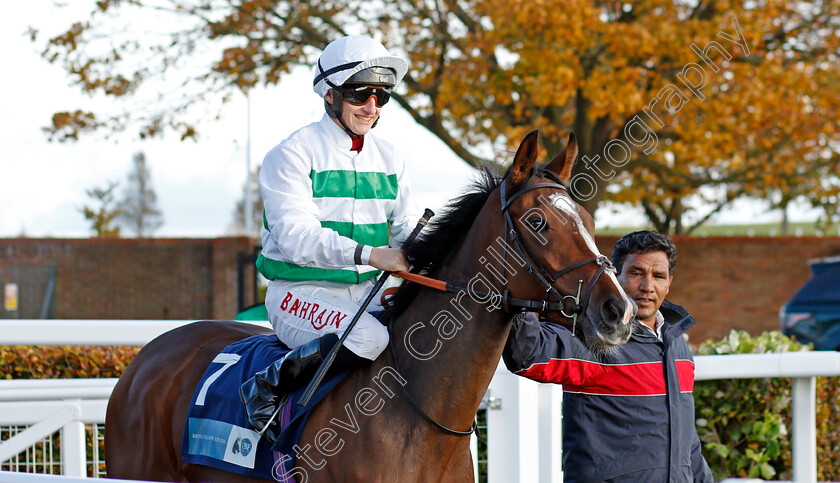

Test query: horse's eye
[527,217,547,232]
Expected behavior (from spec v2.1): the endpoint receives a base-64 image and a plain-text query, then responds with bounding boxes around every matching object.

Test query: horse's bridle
[387,173,617,438]
[498,173,617,333]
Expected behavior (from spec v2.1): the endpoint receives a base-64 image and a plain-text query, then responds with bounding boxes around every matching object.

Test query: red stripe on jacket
[517,358,695,396]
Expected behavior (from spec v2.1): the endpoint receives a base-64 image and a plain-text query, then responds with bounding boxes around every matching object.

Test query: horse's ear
[546,132,578,184]
[510,130,540,184]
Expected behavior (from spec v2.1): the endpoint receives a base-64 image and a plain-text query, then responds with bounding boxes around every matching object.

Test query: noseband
[498,173,617,333]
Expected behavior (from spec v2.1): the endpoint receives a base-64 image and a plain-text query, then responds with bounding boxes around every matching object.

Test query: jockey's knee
[347,322,389,361]
[368,324,389,359]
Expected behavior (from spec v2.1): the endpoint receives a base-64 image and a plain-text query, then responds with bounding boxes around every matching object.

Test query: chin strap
[336,113,362,138]
[332,110,380,140]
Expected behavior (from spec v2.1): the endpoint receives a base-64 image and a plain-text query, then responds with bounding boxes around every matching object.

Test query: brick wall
[595,236,840,344]
[2,236,839,341]
[0,237,256,320]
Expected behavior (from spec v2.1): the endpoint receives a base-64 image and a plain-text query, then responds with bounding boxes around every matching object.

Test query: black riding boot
[239,333,363,442]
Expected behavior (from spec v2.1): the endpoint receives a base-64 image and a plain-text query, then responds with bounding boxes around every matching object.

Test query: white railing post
[792,376,817,483]
[537,383,563,483]
[486,362,540,483]
[61,420,86,477]
[470,429,478,482]
[0,404,81,463]
[61,399,87,478]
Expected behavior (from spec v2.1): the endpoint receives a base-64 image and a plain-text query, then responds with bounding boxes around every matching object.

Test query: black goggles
[338,85,392,107]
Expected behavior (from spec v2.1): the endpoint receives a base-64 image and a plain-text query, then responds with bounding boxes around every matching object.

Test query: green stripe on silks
[320,221,390,248]
[262,221,389,248]
[310,170,398,200]
[256,254,380,284]
[255,220,388,283]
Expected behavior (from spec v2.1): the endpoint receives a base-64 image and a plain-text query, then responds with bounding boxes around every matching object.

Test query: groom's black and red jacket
[503,300,713,483]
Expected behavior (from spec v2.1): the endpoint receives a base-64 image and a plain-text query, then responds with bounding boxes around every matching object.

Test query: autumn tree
[118,151,164,237]
[36,0,840,232]
[81,181,122,237]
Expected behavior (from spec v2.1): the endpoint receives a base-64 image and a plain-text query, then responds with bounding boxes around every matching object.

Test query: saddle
[181,334,349,481]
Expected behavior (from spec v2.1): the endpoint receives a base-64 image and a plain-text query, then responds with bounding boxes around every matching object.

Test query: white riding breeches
[265,278,394,361]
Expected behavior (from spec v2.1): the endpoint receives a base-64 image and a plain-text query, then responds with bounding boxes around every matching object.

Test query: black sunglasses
[339,85,392,107]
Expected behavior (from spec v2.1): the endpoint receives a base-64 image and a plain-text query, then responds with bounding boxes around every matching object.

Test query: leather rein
[387,173,616,438]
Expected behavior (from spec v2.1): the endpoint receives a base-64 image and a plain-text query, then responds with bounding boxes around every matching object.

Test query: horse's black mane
[386,164,557,319]
[386,167,502,318]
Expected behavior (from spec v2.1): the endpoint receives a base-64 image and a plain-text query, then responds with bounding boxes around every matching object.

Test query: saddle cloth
[181,334,348,482]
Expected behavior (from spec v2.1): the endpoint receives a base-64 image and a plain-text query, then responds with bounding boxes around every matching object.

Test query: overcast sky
[0,1,491,239]
[2,2,815,240]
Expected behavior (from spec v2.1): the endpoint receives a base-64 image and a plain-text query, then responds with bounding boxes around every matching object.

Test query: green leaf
[759,462,776,479]
[766,439,780,459]
[713,443,730,458]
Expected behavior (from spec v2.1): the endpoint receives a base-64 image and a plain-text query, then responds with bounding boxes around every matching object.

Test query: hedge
[0,345,140,379]
[0,345,142,476]
[694,330,840,481]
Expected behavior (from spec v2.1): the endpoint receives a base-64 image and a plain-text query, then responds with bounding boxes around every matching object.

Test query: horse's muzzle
[591,296,634,347]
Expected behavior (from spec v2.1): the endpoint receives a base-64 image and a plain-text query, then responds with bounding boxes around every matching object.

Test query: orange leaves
[33,0,840,230]
[214,46,259,86]
[178,124,198,141]
[241,0,276,13]
[138,117,163,140]
[46,21,88,54]
[412,0,840,231]
[46,110,101,142]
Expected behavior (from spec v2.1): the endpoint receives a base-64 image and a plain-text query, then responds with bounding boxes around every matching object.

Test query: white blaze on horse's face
[549,193,634,327]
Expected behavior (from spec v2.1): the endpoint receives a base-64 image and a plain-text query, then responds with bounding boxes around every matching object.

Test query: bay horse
[105,131,635,481]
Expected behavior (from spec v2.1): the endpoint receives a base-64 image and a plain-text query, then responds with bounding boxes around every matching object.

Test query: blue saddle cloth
[181,334,349,482]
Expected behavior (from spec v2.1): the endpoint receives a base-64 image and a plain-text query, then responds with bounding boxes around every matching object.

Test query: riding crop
[298,208,435,407]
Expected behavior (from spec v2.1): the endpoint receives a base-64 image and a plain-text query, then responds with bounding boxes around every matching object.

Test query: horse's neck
[384,261,512,428]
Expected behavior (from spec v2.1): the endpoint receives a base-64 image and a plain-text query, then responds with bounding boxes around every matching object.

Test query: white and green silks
[257,114,418,284]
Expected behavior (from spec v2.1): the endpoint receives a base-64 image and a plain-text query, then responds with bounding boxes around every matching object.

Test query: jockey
[240,35,417,441]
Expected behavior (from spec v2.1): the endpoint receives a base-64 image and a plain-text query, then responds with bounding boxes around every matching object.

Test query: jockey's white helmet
[313,35,408,97]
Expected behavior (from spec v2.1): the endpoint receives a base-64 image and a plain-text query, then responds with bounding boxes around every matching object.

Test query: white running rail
[695,351,840,483]
[2,320,840,482]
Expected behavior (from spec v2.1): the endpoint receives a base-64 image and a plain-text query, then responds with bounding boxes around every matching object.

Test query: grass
[595,221,840,237]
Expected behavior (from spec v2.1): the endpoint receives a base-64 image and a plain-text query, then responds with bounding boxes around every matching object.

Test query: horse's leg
[294,364,477,482]
[438,441,475,482]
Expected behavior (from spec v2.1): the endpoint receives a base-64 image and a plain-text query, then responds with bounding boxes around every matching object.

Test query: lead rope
[570,280,582,336]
